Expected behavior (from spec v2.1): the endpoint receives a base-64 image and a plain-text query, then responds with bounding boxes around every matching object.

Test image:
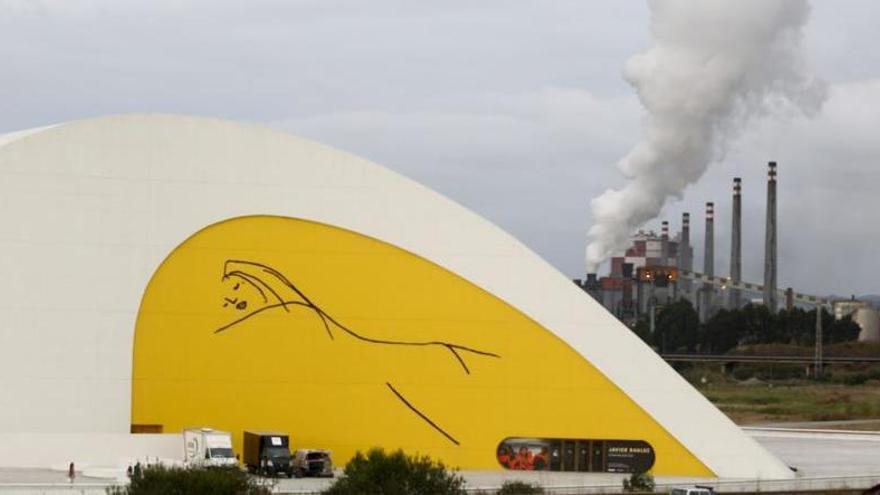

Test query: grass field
[700,380,880,425]
[673,343,880,427]
[680,366,880,426]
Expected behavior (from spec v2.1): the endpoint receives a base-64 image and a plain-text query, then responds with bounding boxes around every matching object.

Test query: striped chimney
[704,202,714,276]
[678,212,692,297]
[729,178,742,309]
[700,202,715,323]
[764,162,778,311]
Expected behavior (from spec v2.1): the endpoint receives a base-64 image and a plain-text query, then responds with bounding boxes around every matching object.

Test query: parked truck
[183,428,238,468]
[243,431,293,477]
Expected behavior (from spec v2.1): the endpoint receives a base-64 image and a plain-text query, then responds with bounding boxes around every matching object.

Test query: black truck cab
[243,431,293,477]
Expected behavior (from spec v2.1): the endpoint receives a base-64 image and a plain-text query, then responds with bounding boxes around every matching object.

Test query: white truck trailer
[183,427,238,468]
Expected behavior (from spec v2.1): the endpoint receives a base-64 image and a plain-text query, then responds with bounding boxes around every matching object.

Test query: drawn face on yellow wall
[131,215,712,476]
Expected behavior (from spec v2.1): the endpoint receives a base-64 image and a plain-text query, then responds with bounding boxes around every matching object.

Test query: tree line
[631,300,861,354]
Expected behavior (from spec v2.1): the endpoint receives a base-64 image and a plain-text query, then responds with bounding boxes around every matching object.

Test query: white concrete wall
[0,434,181,469]
[0,114,792,479]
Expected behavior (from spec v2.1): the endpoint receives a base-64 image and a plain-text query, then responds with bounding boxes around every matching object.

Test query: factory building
[576,228,688,324]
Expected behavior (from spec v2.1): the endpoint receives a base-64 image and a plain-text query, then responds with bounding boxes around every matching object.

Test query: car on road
[670,486,715,495]
[291,449,334,478]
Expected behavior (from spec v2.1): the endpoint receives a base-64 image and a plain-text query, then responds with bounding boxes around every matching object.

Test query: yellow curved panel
[131,215,712,476]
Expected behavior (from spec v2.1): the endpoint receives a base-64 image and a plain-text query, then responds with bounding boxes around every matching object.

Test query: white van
[670,487,714,495]
[183,428,238,468]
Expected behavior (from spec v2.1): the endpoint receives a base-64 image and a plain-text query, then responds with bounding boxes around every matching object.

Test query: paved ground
[745,427,880,477]
[1,425,879,493]
[266,427,880,492]
[752,418,880,431]
[0,468,112,495]
[0,469,104,484]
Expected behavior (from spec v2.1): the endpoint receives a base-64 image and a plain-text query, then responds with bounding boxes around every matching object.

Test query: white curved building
[0,114,791,479]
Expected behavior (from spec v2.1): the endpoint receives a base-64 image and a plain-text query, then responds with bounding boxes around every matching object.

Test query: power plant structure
[576,159,880,343]
[577,161,878,342]
[576,161,851,326]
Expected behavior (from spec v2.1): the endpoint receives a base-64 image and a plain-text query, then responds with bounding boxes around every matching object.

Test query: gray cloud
[0,0,878,296]
[274,89,641,272]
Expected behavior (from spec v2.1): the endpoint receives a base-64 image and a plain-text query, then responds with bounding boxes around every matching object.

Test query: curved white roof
[0,114,791,478]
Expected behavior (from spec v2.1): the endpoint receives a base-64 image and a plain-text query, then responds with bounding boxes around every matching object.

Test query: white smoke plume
[585,0,826,272]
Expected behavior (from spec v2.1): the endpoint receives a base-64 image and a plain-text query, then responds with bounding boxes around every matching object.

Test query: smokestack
[681,212,691,246]
[679,213,692,271]
[678,212,692,300]
[764,162,777,312]
[704,203,714,277]
[729,178,742,309]
[660,220,670,260]
[701,202,715,322]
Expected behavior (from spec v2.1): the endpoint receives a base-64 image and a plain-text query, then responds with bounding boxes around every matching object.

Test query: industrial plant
[575,161,880,343]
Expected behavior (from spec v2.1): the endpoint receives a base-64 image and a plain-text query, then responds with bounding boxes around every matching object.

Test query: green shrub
[106,465,271,495]
[731,367,754,381]
[736,395,782,405]
[622,472,655,492]
[323,448,466,495]
[757,406,789,416]
[496,480,545,494]
[828,366,880,386]
[840,373,870,386]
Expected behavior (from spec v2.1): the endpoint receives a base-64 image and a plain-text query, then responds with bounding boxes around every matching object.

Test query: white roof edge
[0,123,61,149]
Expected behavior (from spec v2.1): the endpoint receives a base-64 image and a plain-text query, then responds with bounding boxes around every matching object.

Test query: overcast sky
[1,1,878,296]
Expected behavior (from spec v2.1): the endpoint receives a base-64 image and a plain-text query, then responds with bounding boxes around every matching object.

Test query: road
[2,425,879,493]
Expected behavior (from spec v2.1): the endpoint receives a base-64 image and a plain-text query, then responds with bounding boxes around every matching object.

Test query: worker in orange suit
[513,446,534,470]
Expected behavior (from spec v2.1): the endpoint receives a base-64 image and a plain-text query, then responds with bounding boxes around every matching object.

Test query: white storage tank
[854,307,880,343]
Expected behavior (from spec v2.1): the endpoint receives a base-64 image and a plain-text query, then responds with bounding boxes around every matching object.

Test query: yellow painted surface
[131,216,712,476]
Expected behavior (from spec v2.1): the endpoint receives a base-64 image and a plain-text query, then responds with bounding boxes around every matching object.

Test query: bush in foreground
[495,480,545,494]
[106,465,272,495]
[622,471,655,492]
[323,448,466,495]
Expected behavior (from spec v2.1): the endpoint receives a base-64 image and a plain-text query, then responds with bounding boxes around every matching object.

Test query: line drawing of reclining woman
[216,259,501,446]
